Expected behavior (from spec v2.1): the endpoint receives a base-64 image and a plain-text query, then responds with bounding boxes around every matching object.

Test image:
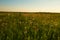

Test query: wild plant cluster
[0,13,60,40]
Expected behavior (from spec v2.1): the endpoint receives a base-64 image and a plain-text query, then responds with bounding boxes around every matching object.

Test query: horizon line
[0,11,60,13]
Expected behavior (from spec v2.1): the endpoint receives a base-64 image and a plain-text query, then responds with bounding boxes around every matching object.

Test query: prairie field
[0,12,60,40]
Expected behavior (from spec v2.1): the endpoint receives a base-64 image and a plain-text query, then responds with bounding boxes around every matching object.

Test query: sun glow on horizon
[0,6,60,12]
[0,0,60,12]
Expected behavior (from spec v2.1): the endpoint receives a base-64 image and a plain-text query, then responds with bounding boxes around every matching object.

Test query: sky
[0,0,60,12]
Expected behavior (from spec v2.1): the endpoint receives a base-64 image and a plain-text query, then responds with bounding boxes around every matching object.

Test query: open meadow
[0,12,60,40]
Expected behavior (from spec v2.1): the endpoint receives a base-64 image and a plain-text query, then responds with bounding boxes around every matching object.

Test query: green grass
[0,12,60,40]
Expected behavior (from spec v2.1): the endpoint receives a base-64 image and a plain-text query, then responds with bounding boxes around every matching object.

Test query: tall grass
[0,12,60,40]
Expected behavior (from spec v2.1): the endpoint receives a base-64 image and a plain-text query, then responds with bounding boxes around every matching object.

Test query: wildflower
[29,21,33,25]
[53,22,58,26]
[19,21,21,24]
[24,27,27,29]
[8,14,10,16]
[24,29,27,33]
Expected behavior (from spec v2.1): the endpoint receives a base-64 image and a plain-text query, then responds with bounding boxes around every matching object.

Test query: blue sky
[0,0,60,12]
